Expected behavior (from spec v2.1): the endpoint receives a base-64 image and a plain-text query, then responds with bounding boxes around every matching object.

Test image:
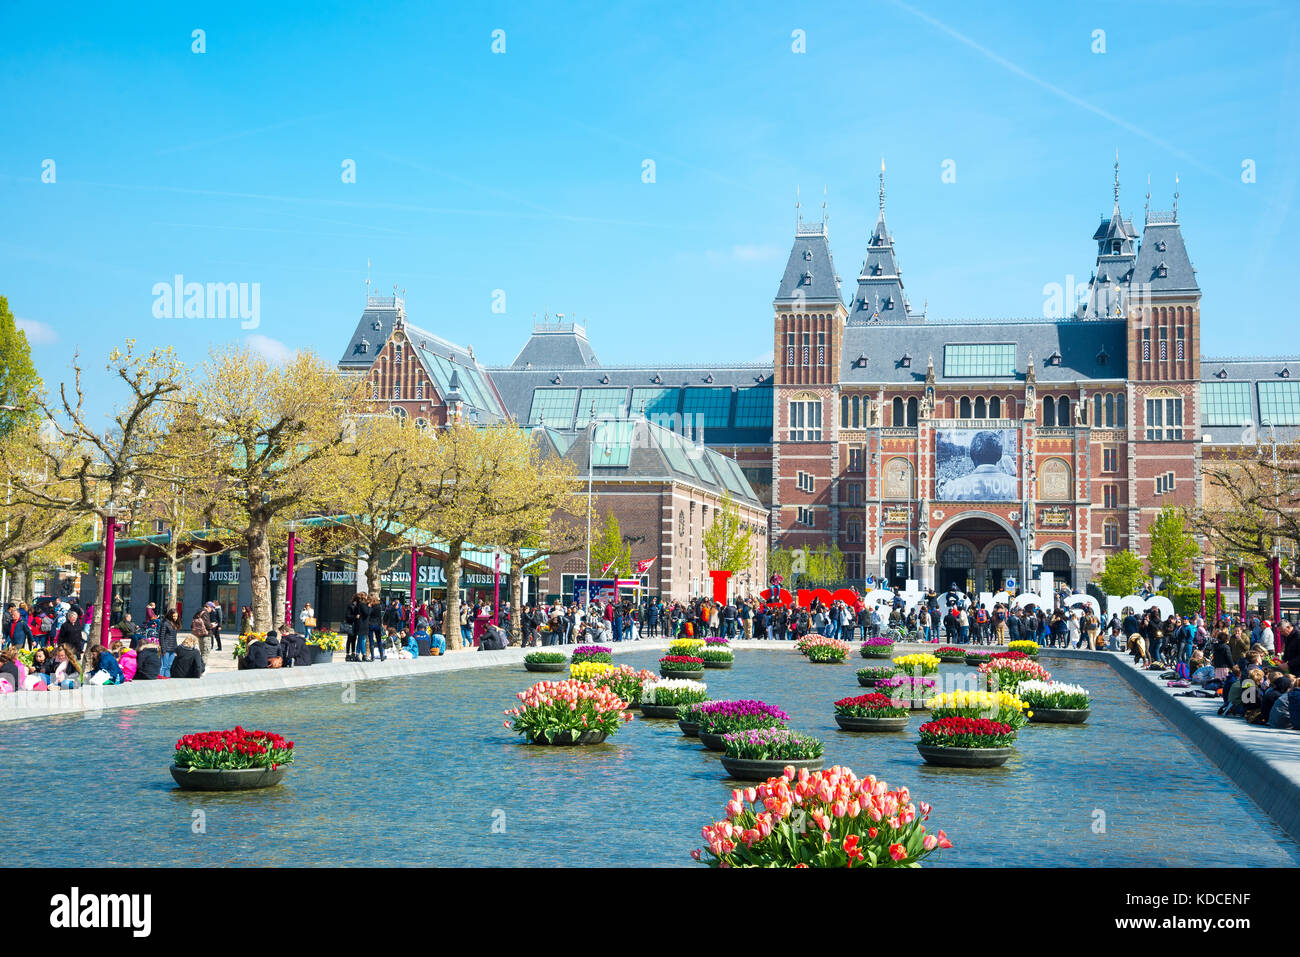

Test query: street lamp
[285,519,298,627]
[99,500,123,647]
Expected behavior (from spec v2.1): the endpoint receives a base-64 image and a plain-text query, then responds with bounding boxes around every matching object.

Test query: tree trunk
[11,564,26,605]
[247,519,273,633]
[365,547,382,597]
[508,549,524,645]
[167,555,182,614]
[445,540,464,650]
[272,571,287,629]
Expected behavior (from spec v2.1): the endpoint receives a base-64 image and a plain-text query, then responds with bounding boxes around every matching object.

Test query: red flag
[600,560,614,575]
[635,557,657,575]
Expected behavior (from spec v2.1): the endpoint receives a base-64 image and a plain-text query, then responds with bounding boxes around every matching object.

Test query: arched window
[1002,396,1014,418]
[847,517,863,543]
[841,395,849,427]
[985,543,1017,568]
[392,407,408,424]
[940,543,974,568]
[851,395,860,429]
[1093,393,1103,426]
[414,417,429,432]
[907,397,918,426]
[1105,393,1115,428]
[1043,397,1056,427]
[974,396,986,419]
[893,397,904,426]
[1117,392,1126,427]
[989,395,1001,418]
[1104,519,1119,547]
[959,396,972,418]
[1058,396,1070,425]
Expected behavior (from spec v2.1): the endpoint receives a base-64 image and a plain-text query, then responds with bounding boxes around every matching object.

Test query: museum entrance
[934,517,1021,595]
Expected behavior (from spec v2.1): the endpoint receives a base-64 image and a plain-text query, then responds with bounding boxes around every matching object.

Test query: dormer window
[900,353,913,369]
[1282,368,1292,379]
[801,271,813,285]
[1156,240,1167,252]
[872,263,883,276]
[600,374,610,384]
[1111,240,1122,254]
[1156,261,1168,278]
[803,249,813,261]
[704,374,714,384]
[1097,348,1109,366]
[552,375,563,384]
[353,339,369,356]
[652,374,662,385]
[884,296,895,310]
[1047,352,1062,366]
[857,298,869,310]
[855,354,869,368]
[1215,368,1228,379]
[371,320,383,331]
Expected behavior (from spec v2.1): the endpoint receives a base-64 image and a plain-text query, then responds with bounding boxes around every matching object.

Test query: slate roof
[774,220,843,304]
[848,208,920,325]
[534,417,765,508]
[1132,213,1199,294]
[404,321,508,422]
[839,319,1128,385]
[338,298,404,370]
[509,323,600,368]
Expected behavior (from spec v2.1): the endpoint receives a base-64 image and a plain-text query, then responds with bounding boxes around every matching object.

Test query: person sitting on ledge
[170,636,205,678]
[479,623,509,651]
[277,624,310,667]
[111,640,137,681]
[1265,674,1295,729]
[134,640,160,681]
[86,644,125,685]
[401,630,418,659]
[246,631,281,669]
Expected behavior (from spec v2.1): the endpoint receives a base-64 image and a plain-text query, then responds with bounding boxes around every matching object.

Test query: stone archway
[928,512,1022,592]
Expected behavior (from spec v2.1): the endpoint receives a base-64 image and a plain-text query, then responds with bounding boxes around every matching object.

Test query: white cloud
[15,317,57,345]
[246,334,295,364]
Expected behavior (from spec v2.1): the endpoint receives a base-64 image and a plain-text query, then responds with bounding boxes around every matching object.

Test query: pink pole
[1199,567,1206,619]
[99,515,116,647]
[1273,556,1283,650]
[409,548,418,634]
[1215,576,1222,624]
[284,531,296,626]
[1239,568,1247,626]
[493,554,501,625]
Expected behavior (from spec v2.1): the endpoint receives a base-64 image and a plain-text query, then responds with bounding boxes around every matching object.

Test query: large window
[1258,381,1300,426]
[1201,381,1252,427]
[789,396,822,441]
[578,388,628,424]
[1145,392,1184,440]
[631,387,679,419]
[528,388,578,427]
[1104,520,1119,547]
[943,343,1016,378]
[734,386,773,428]
[845,482,862,506]
[683,387,733,429]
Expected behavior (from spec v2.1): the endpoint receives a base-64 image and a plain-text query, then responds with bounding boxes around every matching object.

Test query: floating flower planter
[892,653,941,676]
[856,666,897,687]
[693,765,953,868]
[1018,680,1091,724]
[171,727,295,791]
[964,652,994,667]
[503,678,632,745]
[694,700,790,747]
[589,663,658,707]
[570,645,613,665]
[718,728,824,781]
[978,658,1052,694]
[935,646,966,663]
[833,693,910,732]
[859,637,895,659]
[798,637,852,662]
[874,675,936,710]
[916,717,1017,768]
[523,652,567,673]
[700,647,735,669]
[924,690,1030,733]
[660,655,705,680]
[1006,640,1040,657]
[699,731,727,751]
[640,679,707,719]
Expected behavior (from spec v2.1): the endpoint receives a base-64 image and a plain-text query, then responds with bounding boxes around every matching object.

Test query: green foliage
[702,491,752,574]
[589,512,630,578]
[767,547,796,583]
[1095,550,1145,597]
[0,296,42,436]
[1146,506,1200,595]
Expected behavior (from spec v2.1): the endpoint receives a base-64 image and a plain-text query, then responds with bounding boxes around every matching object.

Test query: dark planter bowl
[698,730,727,751]
[1029,707,1091,724]
[719,755,824,781]
[529,730,609,746]
[702,659,734,669]
[835,714,910,732]
[661,668,705,680]
[860,648,894,659]
[678,719,700,737]
[524,660,567,673]
[809,657,846,664]
[170,765,289,791]
[964,656,990,667]
[916,743,1014,768]
[307,645,334,665]
[640,702,684,719]
[857,675,892,687]
[937,655,965,664]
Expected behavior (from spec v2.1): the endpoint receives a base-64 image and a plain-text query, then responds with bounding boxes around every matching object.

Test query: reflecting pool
[2,649,1296,867]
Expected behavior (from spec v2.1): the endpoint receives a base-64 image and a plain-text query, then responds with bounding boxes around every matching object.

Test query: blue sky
[2,0,1297,412]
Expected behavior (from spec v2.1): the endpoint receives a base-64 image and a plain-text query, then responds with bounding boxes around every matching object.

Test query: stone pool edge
[1042,648,1300,846]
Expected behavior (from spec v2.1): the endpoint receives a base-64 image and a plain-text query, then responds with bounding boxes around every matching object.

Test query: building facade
[341,166,1299,595]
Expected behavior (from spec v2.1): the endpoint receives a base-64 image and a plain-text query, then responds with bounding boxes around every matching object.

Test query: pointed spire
[1145,174,1151,219]
[1173,173,1180,219]
[795,185,801,228]
[879,158,886,212]
[822,185,828,227]
[1113,148,1121,207]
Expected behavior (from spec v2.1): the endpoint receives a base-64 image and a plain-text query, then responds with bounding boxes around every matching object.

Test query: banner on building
[573,579,617,605]
[1039,507,1071,528]
[883,505,911,526]
[934,428,1019,502]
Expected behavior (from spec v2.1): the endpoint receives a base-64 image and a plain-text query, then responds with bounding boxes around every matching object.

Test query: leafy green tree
[767,547,795,584]
[702,492,753,574]
[0,296,41,436]
[589,512,630,579]
[1095,550,1145,597]
[1147,506,1200,595]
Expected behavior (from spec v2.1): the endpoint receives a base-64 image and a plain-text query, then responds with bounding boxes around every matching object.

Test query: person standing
[366,595,384,661]
[207,601,223,653]
[345,592,366,661]
[190,605,211,662]
[158,609,180,678]
[299,602,316,642]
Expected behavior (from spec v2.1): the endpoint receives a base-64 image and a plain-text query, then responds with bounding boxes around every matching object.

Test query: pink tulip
[923,835,938,851]
[889,843,906,862]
